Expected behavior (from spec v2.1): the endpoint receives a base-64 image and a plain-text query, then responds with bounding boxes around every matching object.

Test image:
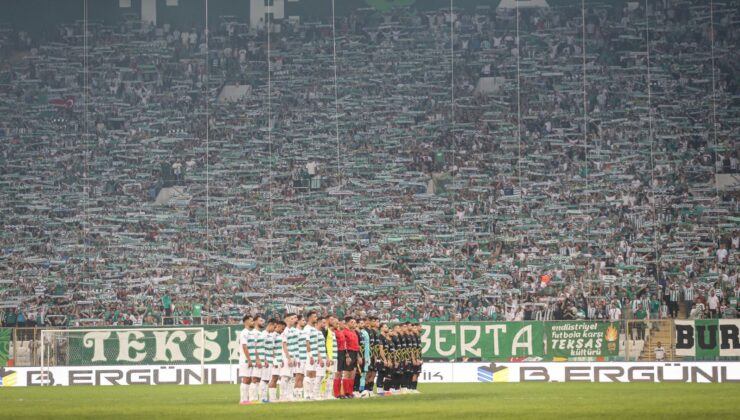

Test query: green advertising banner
[545,322,620,359]
[675,319,740,358]
[0,328,10,367]
[420,322,543,360]
[67,326,239,366]
[54,321,629,366]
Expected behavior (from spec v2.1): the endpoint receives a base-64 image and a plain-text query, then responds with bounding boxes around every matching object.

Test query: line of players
[238,311,423,404]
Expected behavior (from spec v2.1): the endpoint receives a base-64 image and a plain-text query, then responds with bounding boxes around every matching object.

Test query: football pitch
[1,383,738,419]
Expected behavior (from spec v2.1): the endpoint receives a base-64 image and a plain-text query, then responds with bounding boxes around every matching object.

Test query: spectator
[689,297,705,320]
[608,303,621,321]
[707,290,720,319]
[654,342,665,362]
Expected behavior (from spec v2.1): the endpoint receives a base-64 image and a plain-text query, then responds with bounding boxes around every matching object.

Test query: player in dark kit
[398,323,413,393]
[410,323,422,392]
[375,323,391,396]
[385,325,403,394]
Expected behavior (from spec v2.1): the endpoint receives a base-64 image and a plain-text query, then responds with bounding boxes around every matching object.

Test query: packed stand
[0,0,738,329]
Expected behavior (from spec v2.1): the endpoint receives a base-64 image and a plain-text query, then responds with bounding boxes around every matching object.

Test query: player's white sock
[293,386,303,401]
[314,376,324,399]
[259,381,268,401]
[240,383,249,402]
[269,387,278,402]
[249,382,259,401]
[257,381,267,401]
[288,378,295,400]
[279,377,289,401]
[326,377,334,399]
[304,377,314,399]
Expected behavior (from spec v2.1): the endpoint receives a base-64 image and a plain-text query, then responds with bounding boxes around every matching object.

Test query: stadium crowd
[0,0,738,329]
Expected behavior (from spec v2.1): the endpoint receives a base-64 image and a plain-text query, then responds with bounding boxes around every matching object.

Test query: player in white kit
[293,314,308,400]
[303,311,325,400]
[246,315,264,403]
[302,312,315,399]
[238,315,255,405]
[268,320,286,402]
[279,313,298,401]
[250,315,267,402]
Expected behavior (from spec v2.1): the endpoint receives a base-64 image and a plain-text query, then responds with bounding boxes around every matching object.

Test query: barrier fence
[1,320,738,368]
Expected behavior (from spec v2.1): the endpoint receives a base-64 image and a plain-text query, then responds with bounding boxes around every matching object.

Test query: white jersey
[254,328,266,363]
[299,326,311,361]
[271,331,283,366]
[281,329,291,361]
[286,326,303,360]
[245,328,259,361]
[304,325,321,359]
[238,327,250,365]
[316,328,327,360]
[263,331,275,365]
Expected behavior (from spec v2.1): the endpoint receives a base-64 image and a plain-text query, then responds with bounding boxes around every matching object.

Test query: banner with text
[419,361,740,383]
[65,322,553,366]
[545,322,621,359]
[67,327,235,366]
[4,362,740,386]
[420,322,543,360]
[45,319,737,366]
[674,319,740,358]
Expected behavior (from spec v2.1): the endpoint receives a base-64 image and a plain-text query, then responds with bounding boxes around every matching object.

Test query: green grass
[1,383,738,419]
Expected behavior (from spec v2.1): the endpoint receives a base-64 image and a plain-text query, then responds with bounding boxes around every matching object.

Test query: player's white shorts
[303,360,316,375]
[271,365,281,377]
[248,366,262,378]
[239,364,262,378]
[261,366,272,382]
[279,363,293,378]
[332,359,340,374]
[239,364,249,378]
[314,362,326,377]
[294,360,305,375]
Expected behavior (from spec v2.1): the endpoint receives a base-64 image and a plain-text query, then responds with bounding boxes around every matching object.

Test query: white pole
[200,327,206,384]
[40,330,45,386]
[228,326,232,383]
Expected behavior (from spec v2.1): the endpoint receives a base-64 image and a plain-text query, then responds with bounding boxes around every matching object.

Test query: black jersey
[412,334,421,360]
[405,334,414,362]
[399,334,410,362]
[390,335,401,363]
[378,334,390,362]
[368,329,378,356]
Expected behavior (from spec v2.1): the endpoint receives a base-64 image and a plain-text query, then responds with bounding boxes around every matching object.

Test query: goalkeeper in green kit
[354,318,372,397]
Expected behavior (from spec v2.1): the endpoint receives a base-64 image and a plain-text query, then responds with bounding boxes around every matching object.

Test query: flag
[285,304,301,314]
[49,96,75,110]
[540,274,552,288]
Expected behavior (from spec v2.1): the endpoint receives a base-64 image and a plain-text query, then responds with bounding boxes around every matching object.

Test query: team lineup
[238,312,423,404]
